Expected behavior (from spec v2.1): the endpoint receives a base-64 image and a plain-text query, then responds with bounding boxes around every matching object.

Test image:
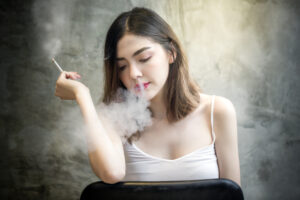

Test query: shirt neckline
[129,133,216,162]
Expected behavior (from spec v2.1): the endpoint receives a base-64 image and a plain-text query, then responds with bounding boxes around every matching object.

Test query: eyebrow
[116,46,151,61]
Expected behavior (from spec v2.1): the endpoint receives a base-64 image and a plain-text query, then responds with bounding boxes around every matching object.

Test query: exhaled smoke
[96,88,153,144]
[44,37,62,60]
[33,0,74,59]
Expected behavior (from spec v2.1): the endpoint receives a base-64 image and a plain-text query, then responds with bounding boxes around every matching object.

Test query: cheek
[148,58,169,78]
[119,73,129,87]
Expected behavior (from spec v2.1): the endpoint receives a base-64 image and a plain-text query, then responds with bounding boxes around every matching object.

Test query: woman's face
[116,33,173,101]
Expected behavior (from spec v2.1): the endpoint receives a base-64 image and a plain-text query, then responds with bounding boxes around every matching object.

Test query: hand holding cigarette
[52,58,81,80]
[53,58,89,100]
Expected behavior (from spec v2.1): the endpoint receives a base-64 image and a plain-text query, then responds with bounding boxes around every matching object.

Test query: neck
[149,93,167,121]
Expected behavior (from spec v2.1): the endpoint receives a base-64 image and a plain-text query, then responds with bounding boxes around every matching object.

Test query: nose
[129,64,142,80]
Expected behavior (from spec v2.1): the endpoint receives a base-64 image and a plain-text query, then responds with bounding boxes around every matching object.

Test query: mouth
[135,82,150,91]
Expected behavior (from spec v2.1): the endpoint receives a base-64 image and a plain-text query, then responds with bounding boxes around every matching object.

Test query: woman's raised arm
[55,71,125,184]
[75,88,126,184]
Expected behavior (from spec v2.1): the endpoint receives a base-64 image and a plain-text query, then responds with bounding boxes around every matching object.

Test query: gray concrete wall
[1,0,299,199]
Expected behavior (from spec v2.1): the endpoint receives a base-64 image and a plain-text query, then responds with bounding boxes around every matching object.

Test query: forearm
[75,88,125,182]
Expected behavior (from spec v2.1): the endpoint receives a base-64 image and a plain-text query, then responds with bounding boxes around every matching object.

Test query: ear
[168,43,176,64]
[169,52,176,64]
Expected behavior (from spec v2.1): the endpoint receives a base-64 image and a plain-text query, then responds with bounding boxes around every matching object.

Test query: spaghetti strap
[211,95,216,143]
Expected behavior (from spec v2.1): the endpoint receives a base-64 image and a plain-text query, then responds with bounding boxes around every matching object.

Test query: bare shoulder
[199,93,237,131]
[198,93,235,113]
[212,95,237,138]
[213,95,236,121]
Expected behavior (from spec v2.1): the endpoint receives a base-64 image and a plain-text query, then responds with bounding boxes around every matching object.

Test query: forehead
[117,34,156,57]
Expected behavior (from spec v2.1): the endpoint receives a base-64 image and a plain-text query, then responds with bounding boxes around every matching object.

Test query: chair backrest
[80,178,244,200]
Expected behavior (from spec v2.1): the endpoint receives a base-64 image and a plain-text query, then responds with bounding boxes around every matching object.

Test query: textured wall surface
[1,0,299,199]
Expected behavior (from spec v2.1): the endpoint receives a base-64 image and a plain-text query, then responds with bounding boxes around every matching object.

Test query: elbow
[102,169,125,184]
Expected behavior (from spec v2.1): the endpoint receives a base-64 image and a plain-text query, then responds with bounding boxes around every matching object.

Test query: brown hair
[100,7,202,142]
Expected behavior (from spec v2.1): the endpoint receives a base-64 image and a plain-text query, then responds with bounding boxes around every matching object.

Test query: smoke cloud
[33,0,74,59]
[56,86,153,155]
[95,88,153,145]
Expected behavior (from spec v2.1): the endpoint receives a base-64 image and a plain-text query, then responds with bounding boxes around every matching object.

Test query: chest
[132,110,213,160]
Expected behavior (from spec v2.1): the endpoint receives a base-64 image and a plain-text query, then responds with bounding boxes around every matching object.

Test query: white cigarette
[51,58,64,72]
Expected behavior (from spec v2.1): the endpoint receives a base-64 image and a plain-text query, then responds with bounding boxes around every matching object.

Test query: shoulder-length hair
[101,7,201,140]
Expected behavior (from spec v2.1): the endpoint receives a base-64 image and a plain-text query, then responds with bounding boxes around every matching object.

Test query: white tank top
[122,95,219,181]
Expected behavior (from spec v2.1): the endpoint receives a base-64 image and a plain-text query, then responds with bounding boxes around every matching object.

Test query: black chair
[80,178,244,200]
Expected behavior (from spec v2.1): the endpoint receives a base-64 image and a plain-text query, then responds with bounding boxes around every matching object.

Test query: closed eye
[118,56,151,71]
[140,56,151,63]
[119,65,126,71]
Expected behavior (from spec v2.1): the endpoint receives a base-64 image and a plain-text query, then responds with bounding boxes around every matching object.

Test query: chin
[136,90,154,101]
[133,85,161,102]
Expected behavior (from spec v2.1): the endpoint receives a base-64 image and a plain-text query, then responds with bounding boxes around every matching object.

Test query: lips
[135,82,150,90]
[143,82,150,89]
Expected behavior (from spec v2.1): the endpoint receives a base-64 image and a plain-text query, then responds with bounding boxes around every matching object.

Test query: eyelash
[119,56,151,71]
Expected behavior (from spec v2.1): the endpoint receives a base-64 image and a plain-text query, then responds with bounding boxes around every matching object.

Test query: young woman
[55,7,241,186]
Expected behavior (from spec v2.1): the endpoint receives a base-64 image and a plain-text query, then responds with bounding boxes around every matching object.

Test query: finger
[70,71,80,75]
[59,71,68,79]
[75,72,82,79]
[72,72,80,77]
[64,72,76,79]
[70,72,81,80]
[68,74,78,80]
[58,71,64,78]
[75,74,81,79]
[65,72,76,79]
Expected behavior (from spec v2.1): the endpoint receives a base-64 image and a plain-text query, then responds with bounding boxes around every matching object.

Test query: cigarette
[51,58,64,72]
